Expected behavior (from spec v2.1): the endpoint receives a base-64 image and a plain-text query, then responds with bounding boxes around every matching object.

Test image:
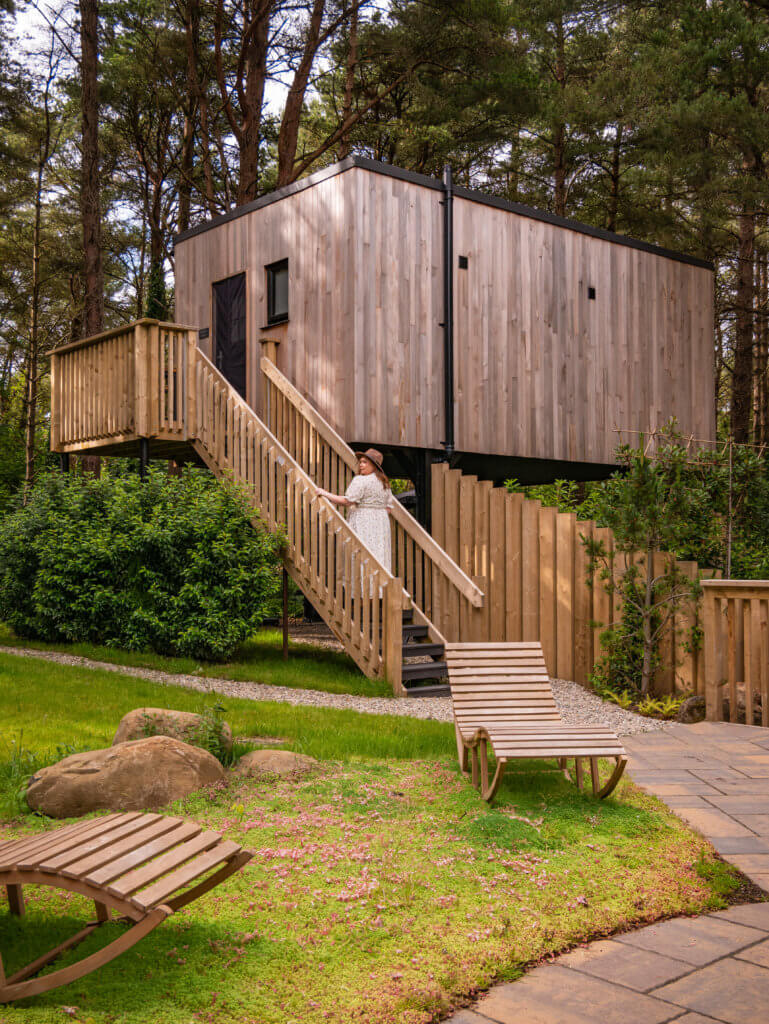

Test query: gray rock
[113,707,232,753]
[675,695,707,724]
[27,736,225,818]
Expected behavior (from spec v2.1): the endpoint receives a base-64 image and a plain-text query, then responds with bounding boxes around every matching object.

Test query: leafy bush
[0,466,283,660]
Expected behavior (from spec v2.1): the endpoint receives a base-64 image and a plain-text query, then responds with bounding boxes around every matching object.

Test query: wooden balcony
[50,319,201,462]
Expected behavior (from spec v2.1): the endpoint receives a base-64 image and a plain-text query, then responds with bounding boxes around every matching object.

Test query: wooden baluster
[383,583,403,693]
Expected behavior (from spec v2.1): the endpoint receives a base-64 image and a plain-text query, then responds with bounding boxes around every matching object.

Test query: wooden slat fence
[703,581,769,726]
[431,463,713,694]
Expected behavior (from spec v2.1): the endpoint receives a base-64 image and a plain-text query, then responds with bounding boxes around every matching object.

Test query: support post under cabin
[282,566,289,660]
[139,438,149,481]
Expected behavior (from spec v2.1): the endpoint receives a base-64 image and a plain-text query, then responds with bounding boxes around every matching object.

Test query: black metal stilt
[139,438,149,481]
[60,452,70,474]
[282,568,289,660]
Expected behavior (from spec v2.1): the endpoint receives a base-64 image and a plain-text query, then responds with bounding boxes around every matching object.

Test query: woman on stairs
[315,448,392,573]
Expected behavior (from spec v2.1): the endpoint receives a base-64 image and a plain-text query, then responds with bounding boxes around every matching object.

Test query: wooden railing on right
[703,580,769,726]
[260,356,484,643]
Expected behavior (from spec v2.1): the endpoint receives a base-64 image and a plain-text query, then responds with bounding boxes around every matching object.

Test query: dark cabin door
[213,273,247,397]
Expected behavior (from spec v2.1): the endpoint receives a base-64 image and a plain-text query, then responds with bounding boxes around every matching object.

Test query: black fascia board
[173,156,713,272]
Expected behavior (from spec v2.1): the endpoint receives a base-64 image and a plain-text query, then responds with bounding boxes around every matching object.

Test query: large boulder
[26,736,225,818]
[112,707,233,753]
[675,695,707,724]
[237,749,318,778]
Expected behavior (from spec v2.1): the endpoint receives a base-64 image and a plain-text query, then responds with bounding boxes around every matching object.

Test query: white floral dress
[345,473,392,573]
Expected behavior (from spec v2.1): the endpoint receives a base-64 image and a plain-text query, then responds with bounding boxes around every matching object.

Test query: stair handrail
[195,346,402,585]
[260,356,484,609]
[190,343,407,689]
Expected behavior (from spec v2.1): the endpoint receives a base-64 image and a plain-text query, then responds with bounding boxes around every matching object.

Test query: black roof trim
[173,158,361,244]
[174,156,713,271]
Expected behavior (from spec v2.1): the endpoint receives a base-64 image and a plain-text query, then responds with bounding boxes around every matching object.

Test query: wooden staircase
[50,320,483,696]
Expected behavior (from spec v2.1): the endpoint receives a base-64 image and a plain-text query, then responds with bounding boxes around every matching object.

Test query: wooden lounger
[0,812,252,1003]
[447,642,627,802]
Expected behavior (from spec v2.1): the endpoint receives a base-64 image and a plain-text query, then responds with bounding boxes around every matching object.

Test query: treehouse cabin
[174,156,715,496]
[48,157,716,697]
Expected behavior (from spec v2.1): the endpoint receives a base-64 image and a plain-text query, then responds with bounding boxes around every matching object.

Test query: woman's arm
[316,487,353,507]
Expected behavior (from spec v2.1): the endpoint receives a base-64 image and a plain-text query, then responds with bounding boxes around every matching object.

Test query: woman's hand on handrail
[316,486,353,508]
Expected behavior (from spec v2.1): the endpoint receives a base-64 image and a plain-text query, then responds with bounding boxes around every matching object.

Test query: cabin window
[266,259,289,325]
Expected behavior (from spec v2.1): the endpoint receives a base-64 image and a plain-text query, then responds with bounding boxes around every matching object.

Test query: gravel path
[0,644,667,734]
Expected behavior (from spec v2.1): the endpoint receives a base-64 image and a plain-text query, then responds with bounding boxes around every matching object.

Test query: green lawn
[0,651,746,1024]
[0,622,391,698]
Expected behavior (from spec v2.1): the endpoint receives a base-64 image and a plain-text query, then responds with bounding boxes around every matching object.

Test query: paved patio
[446,720,769,1024]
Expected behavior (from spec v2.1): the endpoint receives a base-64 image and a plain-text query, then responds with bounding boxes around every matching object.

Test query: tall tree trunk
[732,202,755,442]
[552,14,567,218]
[277,0,326,186]
[225,0,271,205]
[607,124,622,232]
[338,3,358,159]
[79,0,103,337]
[25,177,42,493]
[761,250,769,443]
[753,248,766,442]
[178,0,200,234]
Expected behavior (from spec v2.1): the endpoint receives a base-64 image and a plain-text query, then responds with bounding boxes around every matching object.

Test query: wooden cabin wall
[174,167,445,449]
[452,197,715,464]
[175,163,715,466]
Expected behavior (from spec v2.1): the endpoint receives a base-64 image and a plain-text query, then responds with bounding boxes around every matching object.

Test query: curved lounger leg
[0,905,170,1004]
[481,757,505,803]
[470,745,480,789]
[596,756,627,799]
[455,722,469,775]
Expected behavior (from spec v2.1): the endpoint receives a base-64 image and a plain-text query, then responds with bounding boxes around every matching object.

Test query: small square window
[266,259,289,325]
[587,285,596,300]
[458,255,469,269]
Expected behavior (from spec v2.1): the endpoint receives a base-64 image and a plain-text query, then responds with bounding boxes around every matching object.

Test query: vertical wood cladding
[452,196,714,463]
[175,164,715,466]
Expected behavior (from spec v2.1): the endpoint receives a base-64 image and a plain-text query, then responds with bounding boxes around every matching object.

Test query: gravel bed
[0,644,668,734]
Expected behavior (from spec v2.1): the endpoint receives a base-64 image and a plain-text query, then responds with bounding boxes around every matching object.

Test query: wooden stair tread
[401,661,448,681]
[402,642,444,659]
[403,682,451,698]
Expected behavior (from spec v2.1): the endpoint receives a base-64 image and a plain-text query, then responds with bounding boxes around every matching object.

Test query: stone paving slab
[612,915,763,966]
[735,936,769,968]
[651,957,769,1024]
[471,965,680,1024]
[445,722,769,1024]
[554,938,692,990]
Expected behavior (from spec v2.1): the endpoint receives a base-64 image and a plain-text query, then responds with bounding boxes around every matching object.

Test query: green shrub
[0,466,283,661]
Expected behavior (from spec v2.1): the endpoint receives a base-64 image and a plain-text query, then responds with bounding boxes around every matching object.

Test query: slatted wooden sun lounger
[0,812,252,1003]
[446,642,627,802]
